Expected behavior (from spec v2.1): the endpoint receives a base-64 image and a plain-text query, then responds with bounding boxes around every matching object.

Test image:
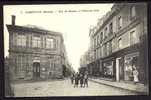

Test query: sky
[4,4,113,72]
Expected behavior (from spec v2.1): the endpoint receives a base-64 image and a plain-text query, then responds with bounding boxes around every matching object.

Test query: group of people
[70,72,88,88]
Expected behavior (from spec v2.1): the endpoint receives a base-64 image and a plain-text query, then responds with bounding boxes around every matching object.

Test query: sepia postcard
[3,3,149,97]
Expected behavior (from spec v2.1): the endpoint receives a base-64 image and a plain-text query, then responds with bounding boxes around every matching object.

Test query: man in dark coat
[74,72,79,88]
[70,74,74,84]
[79,73,84,87]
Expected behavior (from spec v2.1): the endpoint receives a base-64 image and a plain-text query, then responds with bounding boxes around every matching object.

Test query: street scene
[4,3,149,97]
[12,79,139,97]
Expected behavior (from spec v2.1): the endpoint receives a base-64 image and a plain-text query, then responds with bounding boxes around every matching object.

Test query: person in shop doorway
[132,65,139,84]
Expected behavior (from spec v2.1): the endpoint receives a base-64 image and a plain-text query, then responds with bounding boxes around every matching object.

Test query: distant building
[83,3,148,84]
[6,15,71,80]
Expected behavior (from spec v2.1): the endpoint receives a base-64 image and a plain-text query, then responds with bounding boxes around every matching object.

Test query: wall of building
[85,3,148,84]
[7,25,69,80]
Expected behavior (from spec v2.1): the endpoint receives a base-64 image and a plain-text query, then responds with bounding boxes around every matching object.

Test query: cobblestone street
[12,79,139,97]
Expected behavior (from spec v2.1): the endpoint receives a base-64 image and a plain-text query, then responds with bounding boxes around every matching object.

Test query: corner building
[7,16,69,80]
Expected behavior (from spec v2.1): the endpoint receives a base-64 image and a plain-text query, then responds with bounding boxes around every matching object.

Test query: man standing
[83,72,88,88]
[74,72,79,88]
[70,74,74,84]
[79,73,84,87]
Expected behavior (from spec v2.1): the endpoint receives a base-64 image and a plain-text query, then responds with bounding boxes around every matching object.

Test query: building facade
[84,3,148,84]
[6,15,71,80]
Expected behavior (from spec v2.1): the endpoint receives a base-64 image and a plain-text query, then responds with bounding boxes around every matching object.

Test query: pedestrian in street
[83,73,88,88]
[74,72,79,88]
[79,73,84,88]
[132,66,139,84]
[70,74,74,84]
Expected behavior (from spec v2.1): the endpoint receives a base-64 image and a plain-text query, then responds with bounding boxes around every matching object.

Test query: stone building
[85,3,148,84]
[6,15,71,80]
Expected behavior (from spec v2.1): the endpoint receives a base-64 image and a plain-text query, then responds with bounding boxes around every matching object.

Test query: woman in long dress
[133,67,139,84]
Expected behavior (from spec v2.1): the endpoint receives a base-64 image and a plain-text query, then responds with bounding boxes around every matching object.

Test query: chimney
[11,15,16,26]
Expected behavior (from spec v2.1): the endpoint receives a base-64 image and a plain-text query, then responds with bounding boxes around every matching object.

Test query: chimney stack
[12,15,16,26]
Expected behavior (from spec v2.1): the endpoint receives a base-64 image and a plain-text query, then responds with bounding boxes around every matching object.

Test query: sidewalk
[89,78,149,95]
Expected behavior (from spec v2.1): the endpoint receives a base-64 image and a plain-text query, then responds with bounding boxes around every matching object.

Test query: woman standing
[132,66,139,84]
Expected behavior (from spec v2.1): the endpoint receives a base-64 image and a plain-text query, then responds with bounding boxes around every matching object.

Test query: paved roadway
[12,78,139,97]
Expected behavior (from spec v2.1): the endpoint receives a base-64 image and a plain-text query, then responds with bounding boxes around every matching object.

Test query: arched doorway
[33,62,40,78]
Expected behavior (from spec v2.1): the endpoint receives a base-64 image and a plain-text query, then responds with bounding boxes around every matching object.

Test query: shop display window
[124,53,139,81]
[103,61,113,78]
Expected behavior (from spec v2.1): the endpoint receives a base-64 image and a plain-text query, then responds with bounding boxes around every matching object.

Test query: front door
[33,62,40,78]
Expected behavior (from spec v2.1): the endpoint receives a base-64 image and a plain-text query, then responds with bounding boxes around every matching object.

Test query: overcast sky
[4,4,113,72]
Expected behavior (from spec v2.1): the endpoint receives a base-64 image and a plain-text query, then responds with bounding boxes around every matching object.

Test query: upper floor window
[32,36,41,48]
[109,40,112,54]
[17,34,26,47]
[130,6,136,18]
[130,30,137,45]
[118,16,122,29]
[46,38,55,49]
[118,38,122,49]
[104,27,108,38]
[97,34,100,45]
[100,32,103,41]
[109,22,113,34]
[94,38,97,47]
[104,43,107,56]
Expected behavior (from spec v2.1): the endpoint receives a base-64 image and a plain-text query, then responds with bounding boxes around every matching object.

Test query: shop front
[124,52,139,81]
[102,57,115,80]
[114,44,141,83]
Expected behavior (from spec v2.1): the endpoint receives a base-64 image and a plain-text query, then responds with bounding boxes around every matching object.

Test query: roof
[6,24,63,37]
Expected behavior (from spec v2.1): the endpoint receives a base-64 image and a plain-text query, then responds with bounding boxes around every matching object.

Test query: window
[118,16,122,29]
[17,35,26,47]
[94,38,97,47]
[109,40,112,54]
[94,50,96,59]
[118,38,122,49]
[16,55,26,75]
[130,30,136,45]
[104,43,107,56]
[100,47,102,57]
[100,32,103,41]
[46,38,55,49]
[109,22,113,34]
[97,35,100,45]
[104,27,108,38]
[32,36,41,48]
[130,6,136,18]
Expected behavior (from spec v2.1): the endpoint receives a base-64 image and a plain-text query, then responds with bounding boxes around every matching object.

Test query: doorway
[33,62,40,78]
[116,57,124,81]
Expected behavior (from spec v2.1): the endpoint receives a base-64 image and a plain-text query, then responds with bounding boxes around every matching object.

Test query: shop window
[17,34,26,47]
[124,53,139,81]
[103,61,113,77]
